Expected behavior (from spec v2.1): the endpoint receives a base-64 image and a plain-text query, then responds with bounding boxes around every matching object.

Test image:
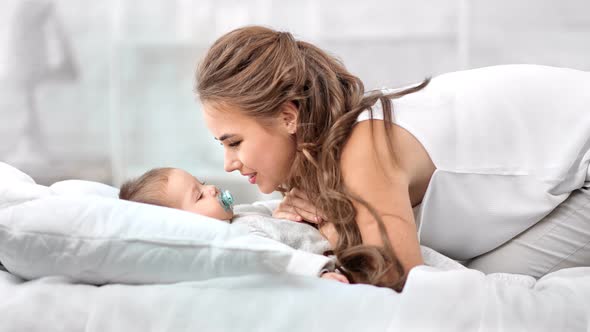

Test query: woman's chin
[257,182,274,194]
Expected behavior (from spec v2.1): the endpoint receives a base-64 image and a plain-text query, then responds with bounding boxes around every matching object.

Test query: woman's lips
[248,173,257,184]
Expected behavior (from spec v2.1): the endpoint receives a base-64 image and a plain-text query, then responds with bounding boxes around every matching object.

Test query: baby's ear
[280,102,299,134]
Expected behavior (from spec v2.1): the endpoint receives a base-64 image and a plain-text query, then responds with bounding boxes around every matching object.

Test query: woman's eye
[228,140,242,147]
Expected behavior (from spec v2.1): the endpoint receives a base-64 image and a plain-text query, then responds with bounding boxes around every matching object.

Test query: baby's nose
[206,185,218,196]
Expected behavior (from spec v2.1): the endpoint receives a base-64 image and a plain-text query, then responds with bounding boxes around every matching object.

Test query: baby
[119,167,235,221]
[119,167,347,283]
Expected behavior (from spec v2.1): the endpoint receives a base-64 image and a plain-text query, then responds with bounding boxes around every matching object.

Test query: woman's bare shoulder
[341,119,435,207]
[341,120,407,183]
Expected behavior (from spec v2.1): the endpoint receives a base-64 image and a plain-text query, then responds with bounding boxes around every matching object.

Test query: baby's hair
[119,167,174,207]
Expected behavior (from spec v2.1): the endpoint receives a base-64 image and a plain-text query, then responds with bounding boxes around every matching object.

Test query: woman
[195,26,590,291]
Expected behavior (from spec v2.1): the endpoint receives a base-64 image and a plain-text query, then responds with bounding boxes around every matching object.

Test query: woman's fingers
[275,199,312,222]
[288,188,315,209]
[284,195,323,223]
[319,222,338,248]
[272,188,326,224]
[286,189,327,221]
[272,210,304,222]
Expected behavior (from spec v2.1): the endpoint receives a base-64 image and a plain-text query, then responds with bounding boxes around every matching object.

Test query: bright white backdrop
[1,0,589,203]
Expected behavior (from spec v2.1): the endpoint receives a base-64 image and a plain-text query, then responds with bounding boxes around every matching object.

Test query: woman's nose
[224,154,241,173]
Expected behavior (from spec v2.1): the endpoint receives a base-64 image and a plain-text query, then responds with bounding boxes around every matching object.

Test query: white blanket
[1,252,589,331]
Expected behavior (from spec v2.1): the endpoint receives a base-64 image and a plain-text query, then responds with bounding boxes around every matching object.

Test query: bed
[1,161,589,331]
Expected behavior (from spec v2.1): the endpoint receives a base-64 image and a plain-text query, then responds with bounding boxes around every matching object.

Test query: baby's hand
[320,272,349,284]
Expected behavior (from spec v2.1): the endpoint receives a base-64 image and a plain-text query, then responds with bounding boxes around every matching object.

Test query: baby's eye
[195,191,204,202]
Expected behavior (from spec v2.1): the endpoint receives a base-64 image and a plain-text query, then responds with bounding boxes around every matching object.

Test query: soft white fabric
[358,64,590,260]
[1,253,589,331]
[50,179,120,197]
[1,160,589,330]
[0,162,333,284]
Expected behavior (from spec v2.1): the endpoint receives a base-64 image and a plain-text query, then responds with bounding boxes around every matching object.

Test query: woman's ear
[280,102,299,135]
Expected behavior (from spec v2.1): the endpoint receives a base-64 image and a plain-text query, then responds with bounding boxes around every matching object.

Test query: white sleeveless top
[357,64,590,260]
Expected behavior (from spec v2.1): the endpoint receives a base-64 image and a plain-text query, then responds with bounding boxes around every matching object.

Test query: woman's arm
[340,120,424,273]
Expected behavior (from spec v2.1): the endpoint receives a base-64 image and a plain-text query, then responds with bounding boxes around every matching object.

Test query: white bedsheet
[1,251,589,331]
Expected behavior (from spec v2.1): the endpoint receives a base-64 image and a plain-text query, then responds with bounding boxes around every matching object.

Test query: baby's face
[165,169,233,220]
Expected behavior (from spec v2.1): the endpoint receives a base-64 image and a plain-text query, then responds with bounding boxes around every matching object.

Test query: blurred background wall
[1,0,589,203]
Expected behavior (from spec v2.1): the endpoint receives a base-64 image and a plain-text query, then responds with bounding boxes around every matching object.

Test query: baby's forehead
[169,168,193,179]
[187,173,203,185]
[168,169,204,188]
[178,169,204,184]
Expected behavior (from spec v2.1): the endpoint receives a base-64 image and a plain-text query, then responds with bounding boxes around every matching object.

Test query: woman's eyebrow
[216,134,235,142]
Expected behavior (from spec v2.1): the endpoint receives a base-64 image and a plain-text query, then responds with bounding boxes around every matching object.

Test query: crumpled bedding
[1,161,590,331]
[1,246,589,332]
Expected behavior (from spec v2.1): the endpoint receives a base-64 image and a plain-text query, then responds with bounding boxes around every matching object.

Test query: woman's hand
[319,221,339,248]
[272,188,326,224]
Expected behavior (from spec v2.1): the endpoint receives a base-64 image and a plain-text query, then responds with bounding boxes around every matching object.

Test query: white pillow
[0,162,333,284]
[50,179,120,198]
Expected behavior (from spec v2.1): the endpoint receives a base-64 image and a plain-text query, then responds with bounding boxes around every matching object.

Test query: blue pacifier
[217,189,234,212]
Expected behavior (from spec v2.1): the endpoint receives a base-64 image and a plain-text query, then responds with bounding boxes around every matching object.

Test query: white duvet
[1,254,589,331]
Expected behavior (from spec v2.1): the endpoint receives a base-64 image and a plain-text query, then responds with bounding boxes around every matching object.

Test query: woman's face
[202,102,298,194]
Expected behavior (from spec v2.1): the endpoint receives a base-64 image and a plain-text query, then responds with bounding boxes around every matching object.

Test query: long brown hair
[195,26,429,291]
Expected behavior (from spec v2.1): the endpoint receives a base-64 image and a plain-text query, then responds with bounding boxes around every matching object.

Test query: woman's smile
[247,173,257,184]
